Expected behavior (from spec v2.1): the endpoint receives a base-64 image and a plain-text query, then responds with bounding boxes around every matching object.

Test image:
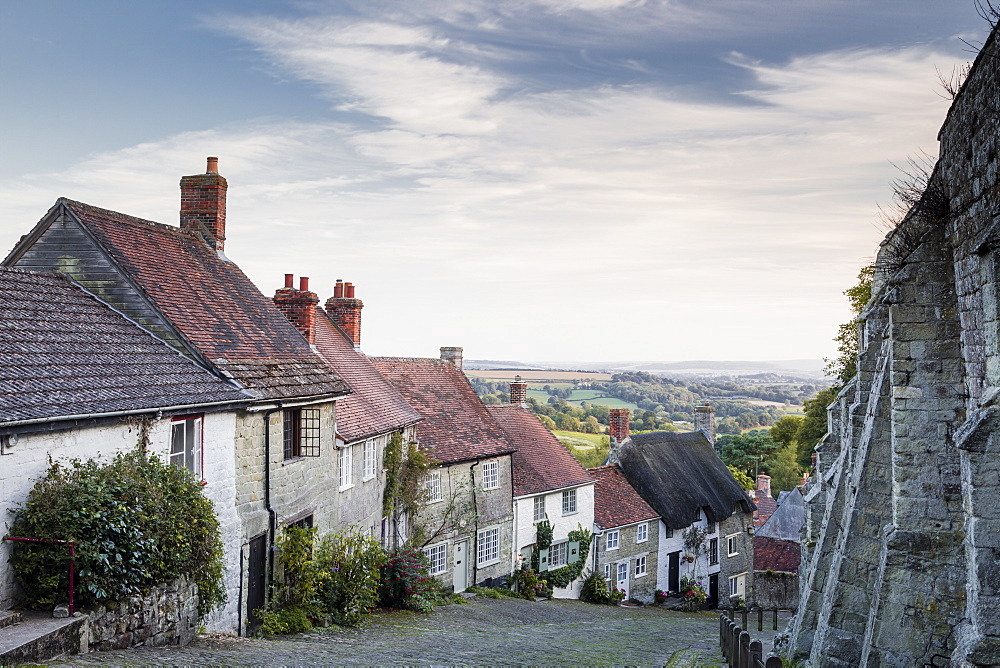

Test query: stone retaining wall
[87,575,199,652]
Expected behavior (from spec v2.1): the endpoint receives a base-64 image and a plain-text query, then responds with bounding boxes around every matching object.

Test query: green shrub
[257,605,313,636]
[580,570,611,604]
[379,548,433,611]
[7,451,225,614]
[315,529,385,626]
[514,567,547,601]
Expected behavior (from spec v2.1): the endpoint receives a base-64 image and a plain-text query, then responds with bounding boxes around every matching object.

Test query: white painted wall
[0,412,242,635]
[513,482,595,599]
[655,512,721,594]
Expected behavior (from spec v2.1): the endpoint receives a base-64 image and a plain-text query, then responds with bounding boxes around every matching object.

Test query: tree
[728,466,755,491]
[825,264,874,384]
[793,386,841,469]
[770,416,803,448]
[719,431,778,478]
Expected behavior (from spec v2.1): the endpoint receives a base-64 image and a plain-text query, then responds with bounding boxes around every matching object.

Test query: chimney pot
[325,282,364,346]
[334,280,344,298]
[300,276,310,292]
[284,274,294,289]
[180,159,228,250]
[345,282,355,298]
[206,156,219,174]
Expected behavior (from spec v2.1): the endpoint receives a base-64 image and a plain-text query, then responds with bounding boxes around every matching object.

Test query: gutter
[1,398,251,432]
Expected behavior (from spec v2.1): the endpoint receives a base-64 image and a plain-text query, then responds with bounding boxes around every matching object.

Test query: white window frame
[170,416,203,479]
[477,526,500,565]
[603,563,611,580]
[424,542,448,575]
[533,496,545,522]
[634,555,647,578]
[636,522,648,543]
[727,533,740,557]
[729,573,746,598]
[482,460,499,490]
[562,488,577,515]
[550,541,568,568]
[425,470,443,503]
[338,444,353,490]
[363,439,377,480]
[606,530,620,551]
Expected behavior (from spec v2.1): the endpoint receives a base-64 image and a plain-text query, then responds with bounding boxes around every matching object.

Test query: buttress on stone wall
[787,24,1000,667]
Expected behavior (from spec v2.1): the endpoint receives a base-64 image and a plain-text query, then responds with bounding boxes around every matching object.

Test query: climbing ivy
[531,522,592,589]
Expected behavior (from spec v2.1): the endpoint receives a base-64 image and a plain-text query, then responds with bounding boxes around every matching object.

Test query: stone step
[0,611,87,665]
[0,610,23,629]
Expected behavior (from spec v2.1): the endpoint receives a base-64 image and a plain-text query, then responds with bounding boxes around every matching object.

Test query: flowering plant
[609,587,626,603]
[654,589,668,604]
[678,575,707,611]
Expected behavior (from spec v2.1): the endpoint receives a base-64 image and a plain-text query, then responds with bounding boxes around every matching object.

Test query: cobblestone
[53,597,727,666]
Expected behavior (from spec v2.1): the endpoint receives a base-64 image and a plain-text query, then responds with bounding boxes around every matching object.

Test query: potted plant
[654,589,668,604]
[683,553,695,563]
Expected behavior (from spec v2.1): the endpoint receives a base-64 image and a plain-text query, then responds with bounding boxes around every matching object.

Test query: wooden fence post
[738,630,750,668]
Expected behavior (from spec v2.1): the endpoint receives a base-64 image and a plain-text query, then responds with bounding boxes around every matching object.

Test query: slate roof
[312,311,422,442]
[587,464,659,530]
[756,487,806,541]
[0,267,248,423]
[617,431,755,529]
[60,200,349,401]
[486,404,594,497]
[753,536,800,573]
[370,357,514,465]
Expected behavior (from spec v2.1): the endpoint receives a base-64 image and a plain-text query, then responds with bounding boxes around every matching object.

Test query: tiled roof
[617,431,756,529]
[0,267,248,422]
[62,200,349,400]
[312,312,421,442]
[486,404,594,497]
[587,464,659,530]
[370,357,514,464]
[753,536,800,573]
[752,489,778,527]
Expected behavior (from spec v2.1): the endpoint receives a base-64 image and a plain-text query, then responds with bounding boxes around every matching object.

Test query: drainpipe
[262,403,283,606]
[469,460,480,587]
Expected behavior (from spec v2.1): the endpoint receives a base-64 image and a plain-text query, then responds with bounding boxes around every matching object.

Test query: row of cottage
[0,158,755,636]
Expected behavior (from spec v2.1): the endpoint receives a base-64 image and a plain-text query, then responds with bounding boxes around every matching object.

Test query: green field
[554,430,610,468]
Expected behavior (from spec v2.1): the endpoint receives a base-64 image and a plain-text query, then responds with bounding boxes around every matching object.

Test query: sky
[0,1,991,364]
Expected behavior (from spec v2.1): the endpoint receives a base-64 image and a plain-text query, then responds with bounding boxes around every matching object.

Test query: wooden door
[246,534,267,636]
[453,540,469,592]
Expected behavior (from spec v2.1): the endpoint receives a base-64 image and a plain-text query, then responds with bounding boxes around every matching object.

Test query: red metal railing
[2,536,76,615]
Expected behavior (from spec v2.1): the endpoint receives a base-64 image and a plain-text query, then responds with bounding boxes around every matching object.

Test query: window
[283,408,321,459]
[425,470,443,502]
[634,555,647,578]
[338,445,353,489]
[477,527,500,565]
[170,416,202,479]
[562,489,577,515]
[636,523,648,543]
[709,538,719,565]
[729,573,746,598]
[604,563,611,580]
[606,530,620,551]
[288,514,313,531]
[707,521,716,534]
[533,496,545,522]
[363,439,377,480]
[424,543,447,575]
[727,534,740,557]
[550,542,568,567]
[482,461,499,490]
[694,508,701,522]
[665,527,674,539]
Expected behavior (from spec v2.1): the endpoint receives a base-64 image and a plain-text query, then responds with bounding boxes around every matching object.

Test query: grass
[554,431,610,468]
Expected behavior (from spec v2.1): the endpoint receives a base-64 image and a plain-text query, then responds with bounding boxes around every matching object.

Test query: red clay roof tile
[587,464,659,529]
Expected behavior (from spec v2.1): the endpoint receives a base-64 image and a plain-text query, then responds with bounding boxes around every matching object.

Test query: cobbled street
[54,597,727,667]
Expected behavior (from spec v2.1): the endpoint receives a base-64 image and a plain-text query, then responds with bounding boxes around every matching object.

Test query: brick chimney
[324,279,364,347]
[274,274,320,344]
[609,408,630,443]
[756,474,772,496]
[694,403,716,448]
[509,375,527,406]
[440,347,463,370]
[180,156,228,250]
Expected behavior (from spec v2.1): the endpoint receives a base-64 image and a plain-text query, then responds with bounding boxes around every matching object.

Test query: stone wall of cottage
[87,575,199,651]
[787,24,1000,666]
[593,520,659,603]
[719,511,754,606]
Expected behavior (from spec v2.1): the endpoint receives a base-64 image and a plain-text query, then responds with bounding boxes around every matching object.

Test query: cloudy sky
[0,1,989,365]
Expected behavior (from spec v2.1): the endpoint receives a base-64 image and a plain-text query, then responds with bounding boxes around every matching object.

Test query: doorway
[668,551,680,592]
[709,573,719,609]
[246,534,267,636]
[453,540,469,592]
